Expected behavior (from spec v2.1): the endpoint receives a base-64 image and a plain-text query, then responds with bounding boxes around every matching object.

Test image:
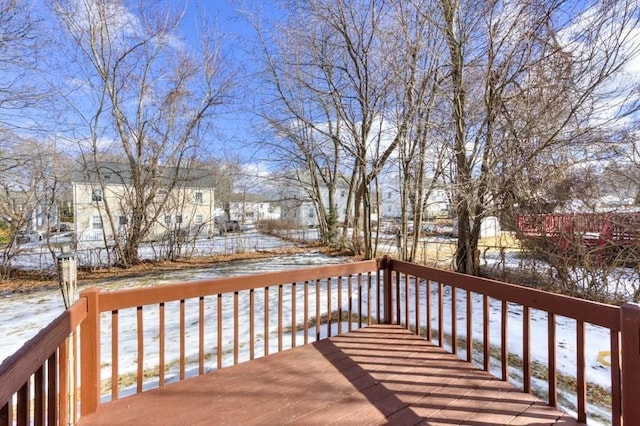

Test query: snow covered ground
[4,229,302,271]
[0,252,348,364]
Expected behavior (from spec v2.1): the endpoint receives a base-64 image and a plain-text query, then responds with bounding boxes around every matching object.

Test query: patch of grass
[283,310,369,333]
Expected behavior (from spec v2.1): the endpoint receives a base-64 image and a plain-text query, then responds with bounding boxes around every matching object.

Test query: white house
[72,163,215,242]
[280,180,350,227]
[228,200,281,224]
[379,184,450,220]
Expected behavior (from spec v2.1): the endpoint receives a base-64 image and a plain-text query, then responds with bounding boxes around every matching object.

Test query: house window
[164,215,172,225]
[91,189,102,202]
[194,192,203,204]
[340,190,346,197]
[308,208,314,218]
[92,216,103,230]
[175,215,182,224]
[118,216,128,225]
[268,206,274,213]
[195,214,203,224]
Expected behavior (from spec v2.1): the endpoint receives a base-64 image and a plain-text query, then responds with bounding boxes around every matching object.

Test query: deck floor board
[79,324,581,425]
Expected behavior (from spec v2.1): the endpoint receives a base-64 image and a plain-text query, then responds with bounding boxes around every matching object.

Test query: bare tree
[50,0,233,266]
[0,132,73,279]
[0,0,47,129]
[439,0,639,275]
[388,0,449,261]
[254,0,447,258]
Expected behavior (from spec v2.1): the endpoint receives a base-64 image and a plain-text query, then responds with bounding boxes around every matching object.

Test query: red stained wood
[78,325,579,426]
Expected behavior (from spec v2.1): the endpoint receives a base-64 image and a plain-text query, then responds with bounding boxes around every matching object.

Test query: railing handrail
[390,258,620,330]
[92,259,380,312]
[0,297,87,405]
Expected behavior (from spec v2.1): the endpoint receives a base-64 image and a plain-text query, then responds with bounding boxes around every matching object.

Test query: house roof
[72,162,216,188]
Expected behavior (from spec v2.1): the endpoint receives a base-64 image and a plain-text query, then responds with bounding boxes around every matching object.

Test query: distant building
[228,200,281,224]
[280,181,350,227]
[379,185,450,220]
[72,163,215,242]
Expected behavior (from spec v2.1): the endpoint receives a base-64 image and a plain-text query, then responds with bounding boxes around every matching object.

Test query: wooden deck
[79,325,581,425]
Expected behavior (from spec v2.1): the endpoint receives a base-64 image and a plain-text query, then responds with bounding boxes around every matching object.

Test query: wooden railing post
[380,256,393,324]
[621,302,640,423]
[80,288,101,416]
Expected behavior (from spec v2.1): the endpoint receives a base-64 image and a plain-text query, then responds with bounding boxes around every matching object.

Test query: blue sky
[178,1,274,164]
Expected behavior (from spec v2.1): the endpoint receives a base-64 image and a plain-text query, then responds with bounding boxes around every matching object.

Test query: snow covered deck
[78,324,578,425]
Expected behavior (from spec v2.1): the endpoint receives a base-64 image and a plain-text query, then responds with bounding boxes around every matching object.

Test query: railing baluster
[483,295,489,371]
[576,319,586,422]
[316,280,321,341]
[358,274,363,328]
[59,339,68,425]
[414,275,420,336]
[395,270,401,325]
[327,278,332,337]
[405,273,409,329]
[47,352,57,425]
[304,281,309,344]
[199,296,205,374]
[548,312,556,405]
[34,365,44,426]
[217,293,223,368]
[348,276,353,331]
[337,276,343,334]
[234,291,239,365]
[382,257,392,324]
[292,283,297,347]
[159,302,165,386]
[438,282,444,347]
[451,286,457,355]
[112,310,119,399]
[426,280,432,341]
[1,398,12,425]
[73,331,79,424]
[137,306,144,392]
[264,287,269,356]
[376,267,381,322]
[523,306,530,392]
[501,300,508,381]
[610,330,621,426]
[466,290,472,363]
[17,381,29,425]
[278,285,283,352]
[180,299,186,379]
[367,272,372,327]
[250,289,255,360]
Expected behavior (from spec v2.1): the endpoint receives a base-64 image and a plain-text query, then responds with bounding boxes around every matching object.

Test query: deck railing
[385,258,640,425]
[1,256,639,425]
[0,298,87,425]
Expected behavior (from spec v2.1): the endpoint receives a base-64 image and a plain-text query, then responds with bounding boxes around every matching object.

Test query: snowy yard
[4,229,304,272]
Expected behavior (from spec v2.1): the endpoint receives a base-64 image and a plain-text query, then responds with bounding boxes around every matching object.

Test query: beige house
[72,163,215,242]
